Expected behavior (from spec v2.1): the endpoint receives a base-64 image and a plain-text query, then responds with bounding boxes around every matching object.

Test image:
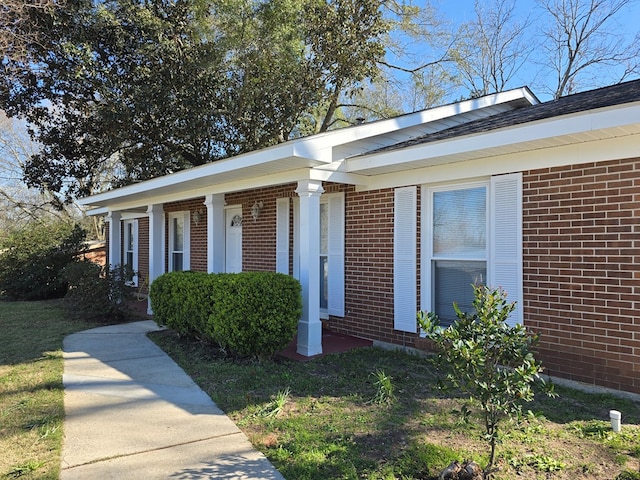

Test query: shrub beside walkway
[61,320,284,480]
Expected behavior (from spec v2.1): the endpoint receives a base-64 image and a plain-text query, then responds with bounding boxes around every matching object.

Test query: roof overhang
[346,101,640,176]
[79,142,334,211]
[76,86,544,214]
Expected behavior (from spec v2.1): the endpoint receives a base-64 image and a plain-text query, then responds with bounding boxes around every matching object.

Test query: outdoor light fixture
[192,208,204,226]
[251,200,264,221]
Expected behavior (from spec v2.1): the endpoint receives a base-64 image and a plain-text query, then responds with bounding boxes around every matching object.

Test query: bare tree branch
[0,112,80,234]
[538,0,639,98]
[453,0,533,97]
[0,0,64,60]
[379,48,455,74]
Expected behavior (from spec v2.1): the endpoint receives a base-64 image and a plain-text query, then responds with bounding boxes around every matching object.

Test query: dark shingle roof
[376,79,640,153]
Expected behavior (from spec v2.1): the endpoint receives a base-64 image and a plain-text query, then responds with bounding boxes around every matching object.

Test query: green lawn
[0,300,98,479]
[152,330,640,480]
[2,302,639,480]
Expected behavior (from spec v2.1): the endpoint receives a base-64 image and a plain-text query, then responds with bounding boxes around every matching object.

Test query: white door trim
[225,205,243,273]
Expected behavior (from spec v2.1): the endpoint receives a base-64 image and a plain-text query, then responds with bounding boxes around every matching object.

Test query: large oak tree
[0,0,388,200]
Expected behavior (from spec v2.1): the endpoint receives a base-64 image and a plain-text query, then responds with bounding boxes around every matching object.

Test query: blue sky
[389,0,640,103]
[437,0,640,37]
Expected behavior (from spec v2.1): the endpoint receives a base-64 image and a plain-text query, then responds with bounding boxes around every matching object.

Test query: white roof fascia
[120,211,148,219]
[197,167,312,196]
[86,168,314,212]
[308,169,369,185]
[302,87,538,147]
[86,207,146,218]
[363,130,640,192]
[347,101,640,175]
[78,141,331,205]
[85,207,108,217]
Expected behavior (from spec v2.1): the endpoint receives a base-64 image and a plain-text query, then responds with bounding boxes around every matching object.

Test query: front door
[225,207,243,273]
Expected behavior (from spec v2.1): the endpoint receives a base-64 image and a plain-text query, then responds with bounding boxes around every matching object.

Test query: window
[124,221,135,268]
[169,212,190,272]
[291,193,344,318]
[123,220,138,286]
[320,202,329,311]
[430,185,487,325]
[417,173,523,329]
[318,194,345,317]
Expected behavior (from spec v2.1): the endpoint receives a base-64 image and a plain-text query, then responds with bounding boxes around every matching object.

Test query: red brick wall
[225,183,422,348]
[226,184,298,272]
[164,198,207,272]
[523,158,640,394]
[80,244,106,266]
[98,158,640,394]
[326,186,421,348]
[163,187,300,274]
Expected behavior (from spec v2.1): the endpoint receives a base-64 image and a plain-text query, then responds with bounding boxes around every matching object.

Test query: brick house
[79,80,640,395]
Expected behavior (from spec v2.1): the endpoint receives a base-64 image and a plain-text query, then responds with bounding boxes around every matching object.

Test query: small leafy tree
[418,285,554,477]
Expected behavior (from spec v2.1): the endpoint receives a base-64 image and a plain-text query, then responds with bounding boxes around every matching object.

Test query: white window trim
[326,192,345,318]
[422,180,489,319]
[420,175,523,328]
[319,196,329,320]
[168,211,190,272]
[318,192,345,319]
[123,219,139,286]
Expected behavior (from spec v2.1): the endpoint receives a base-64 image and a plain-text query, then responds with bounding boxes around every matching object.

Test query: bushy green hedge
[62,261,136,322]
[0,221,86,300]
[149,271,214,338]
[208,272,302,359]
[149,271,301,359]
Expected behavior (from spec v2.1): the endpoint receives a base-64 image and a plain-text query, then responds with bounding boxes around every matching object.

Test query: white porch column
[295,179,324,356]
[205,193,225,273]
[106,210,122,268]
[147,204,164,315]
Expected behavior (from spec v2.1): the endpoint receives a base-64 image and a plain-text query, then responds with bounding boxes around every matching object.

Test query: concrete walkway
[61,321,285,480]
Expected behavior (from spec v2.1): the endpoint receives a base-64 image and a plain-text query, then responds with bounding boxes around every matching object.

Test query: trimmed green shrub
[149,271,214,337]
[62,261,136,322]
[208,272,301,359]
[149,271,302,359]
[0,221,86,300]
